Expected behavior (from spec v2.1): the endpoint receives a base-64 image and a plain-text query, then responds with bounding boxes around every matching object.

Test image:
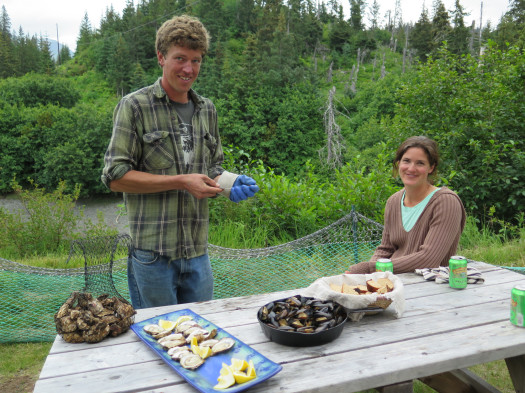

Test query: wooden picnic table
[33,261,525,393]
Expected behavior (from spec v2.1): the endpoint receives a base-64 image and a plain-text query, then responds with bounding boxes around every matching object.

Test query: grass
[0,342,52,393]
[1,219,524,393]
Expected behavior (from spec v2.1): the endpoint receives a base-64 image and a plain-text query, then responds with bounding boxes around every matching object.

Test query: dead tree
[327,61,333,83]
[380,52,386,79]
[319,86,345,169]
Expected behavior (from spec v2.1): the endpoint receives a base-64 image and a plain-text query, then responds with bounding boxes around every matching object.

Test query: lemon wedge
[214,364,235,389]
[190,336,199,347]
[214,374,235,389]
[158,319,177,331]
[232,370,256,384]
[246,360,256,378]
[190,336,200,355]
[174,315,193,327]
[189,336,212,359]
[219,363,231,376]
[230,358,249,372]
[197,345,213,359]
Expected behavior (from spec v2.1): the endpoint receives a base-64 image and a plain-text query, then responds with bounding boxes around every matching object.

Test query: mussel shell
[257,295,347,347]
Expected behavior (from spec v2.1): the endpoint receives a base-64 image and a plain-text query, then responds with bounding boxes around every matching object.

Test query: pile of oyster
[54,291,136,343]
[258,295,346,333]
[143,318,235,370]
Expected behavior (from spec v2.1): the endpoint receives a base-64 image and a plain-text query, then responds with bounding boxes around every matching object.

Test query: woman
[346,136,466,274]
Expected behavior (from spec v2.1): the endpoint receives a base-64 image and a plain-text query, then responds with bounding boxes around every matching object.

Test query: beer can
[510,284,525,327]
[449,256,467,289]
[376,258,393,272]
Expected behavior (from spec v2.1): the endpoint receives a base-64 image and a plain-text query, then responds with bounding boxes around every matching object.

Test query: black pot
[257,295,348,347]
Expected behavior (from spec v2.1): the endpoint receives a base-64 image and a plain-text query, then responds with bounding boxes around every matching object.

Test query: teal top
[401,188,441,231]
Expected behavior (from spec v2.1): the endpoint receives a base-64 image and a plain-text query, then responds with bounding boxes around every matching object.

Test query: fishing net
[209,209,383,299]
[0,234,132,343]
[0,209,383,343]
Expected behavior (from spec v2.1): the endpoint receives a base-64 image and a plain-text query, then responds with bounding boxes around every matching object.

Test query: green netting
[0,210,383,343]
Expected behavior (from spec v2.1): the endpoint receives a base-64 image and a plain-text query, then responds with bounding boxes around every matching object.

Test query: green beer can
[376,258,393,273]
[449,256,467,289]
[510,285,525,327]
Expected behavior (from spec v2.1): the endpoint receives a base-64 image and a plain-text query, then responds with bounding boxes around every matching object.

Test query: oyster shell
[183,326,206,337]
[176,320,199,334]
[211,337,235,355]
[179,353,204,370]
[161,338,187,349]
[55,292,135,343]
[157,333,184,345]
[185,328,209,343]
[143,324,166,335]
[199,339,219,348]
[168,346,190,360]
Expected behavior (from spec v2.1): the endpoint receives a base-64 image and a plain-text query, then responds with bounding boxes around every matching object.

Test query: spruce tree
[411,5,433,62]
[450,0,469,55]
[431,0,452,53]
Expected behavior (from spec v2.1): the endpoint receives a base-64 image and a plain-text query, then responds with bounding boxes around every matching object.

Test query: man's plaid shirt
[101,78,225,259]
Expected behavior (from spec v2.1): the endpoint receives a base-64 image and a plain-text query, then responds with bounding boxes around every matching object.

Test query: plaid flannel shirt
[101,78,224,259]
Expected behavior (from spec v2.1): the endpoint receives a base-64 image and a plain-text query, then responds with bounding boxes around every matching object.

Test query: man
[101,15,259,309]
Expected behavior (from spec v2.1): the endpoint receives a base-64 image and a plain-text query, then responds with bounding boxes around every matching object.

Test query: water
[0,194,129,234]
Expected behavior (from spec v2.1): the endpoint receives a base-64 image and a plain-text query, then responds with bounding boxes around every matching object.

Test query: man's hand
[229,175,259,203]
[183,174,223,199]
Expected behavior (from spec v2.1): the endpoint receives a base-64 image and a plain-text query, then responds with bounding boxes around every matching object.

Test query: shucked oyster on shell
[211,337,236,355]
[143,324,166,335]
[199,338,219,348]
[179,353,204,370]
[168,346,191,360]
[157,333,185,345]
[143,316,236,369]
[161,338,187,349]
[176,320,199,334]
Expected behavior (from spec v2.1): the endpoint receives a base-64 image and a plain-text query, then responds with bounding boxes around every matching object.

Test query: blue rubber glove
[229,175,259,203]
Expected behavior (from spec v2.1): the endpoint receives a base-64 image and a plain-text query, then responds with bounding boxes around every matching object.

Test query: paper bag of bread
[302,271,405,321]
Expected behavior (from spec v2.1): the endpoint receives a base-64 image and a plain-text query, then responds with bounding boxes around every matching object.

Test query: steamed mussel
[258,295,346,334]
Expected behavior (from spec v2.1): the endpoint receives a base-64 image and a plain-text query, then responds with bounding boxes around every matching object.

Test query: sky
[1,0,512,52]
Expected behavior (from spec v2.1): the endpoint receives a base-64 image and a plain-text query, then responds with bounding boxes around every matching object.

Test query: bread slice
[329,283,343,293]
[377,278,394,292]
[342,284,359,295]
[366,279,383,293]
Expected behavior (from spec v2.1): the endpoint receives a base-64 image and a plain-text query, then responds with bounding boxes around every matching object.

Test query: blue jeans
[127,249,214,309]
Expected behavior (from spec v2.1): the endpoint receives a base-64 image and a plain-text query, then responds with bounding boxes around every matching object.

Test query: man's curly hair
[156,15,210,57]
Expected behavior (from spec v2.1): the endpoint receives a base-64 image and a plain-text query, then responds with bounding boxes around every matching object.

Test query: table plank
[34,263,525,393]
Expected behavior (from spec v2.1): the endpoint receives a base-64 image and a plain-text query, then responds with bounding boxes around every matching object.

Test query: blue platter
[131,309,282,393]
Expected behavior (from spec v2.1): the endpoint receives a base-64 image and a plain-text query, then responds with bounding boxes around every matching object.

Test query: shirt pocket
[142,131,175,170]
[196,131,217,172]
[203,131,218,152]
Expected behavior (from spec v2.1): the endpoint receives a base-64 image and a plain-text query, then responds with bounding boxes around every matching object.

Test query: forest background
[1,1,524,392]
[0,0,524,250]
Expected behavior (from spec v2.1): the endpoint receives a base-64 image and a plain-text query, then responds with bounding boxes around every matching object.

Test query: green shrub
[0,73,80,108]
[389,44,525,225]
[210,146,397,242]
[0,180,117,259]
